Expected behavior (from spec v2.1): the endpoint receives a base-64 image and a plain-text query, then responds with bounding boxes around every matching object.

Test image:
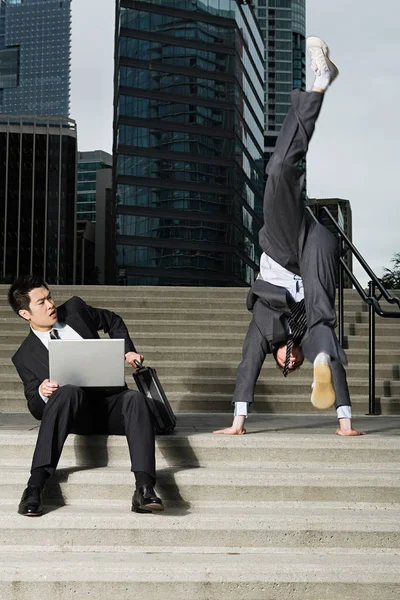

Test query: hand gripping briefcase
[132,360,176,434]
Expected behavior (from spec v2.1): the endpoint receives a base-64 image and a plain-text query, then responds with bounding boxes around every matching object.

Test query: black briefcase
[132,361,176,434]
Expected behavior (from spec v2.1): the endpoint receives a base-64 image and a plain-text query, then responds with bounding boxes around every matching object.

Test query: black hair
[272,346,284,372]
[8,275,49,315]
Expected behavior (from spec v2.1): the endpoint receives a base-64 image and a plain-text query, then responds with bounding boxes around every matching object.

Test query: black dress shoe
[18,486,43,517]
[132,484,164,513]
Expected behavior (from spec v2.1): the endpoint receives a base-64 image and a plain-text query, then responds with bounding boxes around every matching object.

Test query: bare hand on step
[214,416,246,435]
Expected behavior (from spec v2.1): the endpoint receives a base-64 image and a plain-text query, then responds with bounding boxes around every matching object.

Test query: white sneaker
[306,36,339,89]
[311,352,336,409]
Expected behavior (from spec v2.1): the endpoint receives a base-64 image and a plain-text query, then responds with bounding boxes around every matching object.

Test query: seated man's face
[276,343,304,372]
[19,286,58,331]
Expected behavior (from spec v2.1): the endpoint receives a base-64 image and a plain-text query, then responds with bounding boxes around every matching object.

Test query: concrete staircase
[0,285,400,599]
[0,285,400,415]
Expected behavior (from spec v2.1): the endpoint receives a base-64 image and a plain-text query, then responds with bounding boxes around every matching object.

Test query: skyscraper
[253,0,306,165]
[0,116,77,284]
[112,0,265,286]
[77,151,112,223]
[0,0,71,117]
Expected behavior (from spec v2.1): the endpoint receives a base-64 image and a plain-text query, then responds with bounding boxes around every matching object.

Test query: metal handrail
[306,206,400,414]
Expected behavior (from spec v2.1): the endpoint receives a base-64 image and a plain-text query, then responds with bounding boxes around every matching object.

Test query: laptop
[49,339,125,387]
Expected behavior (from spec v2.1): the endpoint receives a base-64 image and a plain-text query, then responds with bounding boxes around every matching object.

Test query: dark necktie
[283,298,307,377]
[49,329,60,340]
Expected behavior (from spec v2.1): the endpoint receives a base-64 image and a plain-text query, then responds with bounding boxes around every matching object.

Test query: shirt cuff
[234,402,248,417]
[38,387,48,404]
[336,405,352,419]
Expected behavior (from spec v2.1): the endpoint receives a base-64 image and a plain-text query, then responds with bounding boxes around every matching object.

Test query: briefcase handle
[134,359,145,369]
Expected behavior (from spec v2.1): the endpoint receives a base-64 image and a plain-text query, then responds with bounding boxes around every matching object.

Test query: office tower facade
[308,197,353,288]
[95,168,113,285]
[0,116,77,283]
[0,0,71,117]
[77,150,113,223]
[75,220,95,285]
[253,0,306,165]
[112,0,265,286]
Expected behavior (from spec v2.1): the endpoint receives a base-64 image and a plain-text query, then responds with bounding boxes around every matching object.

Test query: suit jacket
[12,296,136,421]
[246,278,347,365]
[246,278,291,347]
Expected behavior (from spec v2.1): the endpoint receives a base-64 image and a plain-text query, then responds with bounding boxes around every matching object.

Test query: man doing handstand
[215,37,365,437]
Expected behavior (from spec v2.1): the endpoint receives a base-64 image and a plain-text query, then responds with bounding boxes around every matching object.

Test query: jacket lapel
[26,330,50,374]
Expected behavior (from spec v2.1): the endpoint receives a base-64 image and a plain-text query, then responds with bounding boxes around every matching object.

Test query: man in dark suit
[8,274,164,516]
[215,37,365,437]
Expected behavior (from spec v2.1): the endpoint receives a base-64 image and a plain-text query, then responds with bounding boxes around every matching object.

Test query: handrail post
[368,280,376,415]
[338,237,345,346]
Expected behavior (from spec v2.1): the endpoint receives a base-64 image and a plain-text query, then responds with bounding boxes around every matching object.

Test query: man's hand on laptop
[39,379,59,398]
[125,352,144,369]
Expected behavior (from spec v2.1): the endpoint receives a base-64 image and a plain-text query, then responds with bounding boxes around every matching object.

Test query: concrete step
[0,296,361,308]
[2,317,400,337]
[142,346,400,363]
[1,345,400,364]
[0,549,399,600]
[0,283,373,298]
[1,374,399,401]
[1,373,398,395]
[1,330,399,351]
[2,299,252,311]
[347,322,400,335]
[0,358,398,379]
[0,305,374,325]
[0,356,399,378]
[339,337,400,350]
[1,422,400,466]
[0,302,372,315]
[1,393,400,415]
[0,503,400,549]
[0,301,370,314]
[1,464,399,504]
[1,285,248,298]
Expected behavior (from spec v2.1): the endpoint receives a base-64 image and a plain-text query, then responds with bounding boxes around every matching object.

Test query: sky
[70,0,400,284]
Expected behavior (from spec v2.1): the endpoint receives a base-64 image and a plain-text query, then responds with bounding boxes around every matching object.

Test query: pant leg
[300,222,347,366]
[31,384,92,474]
[259,90,324,273]
[331,359,351,409]
[232,318,270,405]
[99,389,156,481]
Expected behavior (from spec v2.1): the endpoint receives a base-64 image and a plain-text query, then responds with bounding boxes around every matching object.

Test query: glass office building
[253,0,306,164]
[0,116,77,283]
[112,0,265,286]
[77,151,112,223]
[0,0,71,117]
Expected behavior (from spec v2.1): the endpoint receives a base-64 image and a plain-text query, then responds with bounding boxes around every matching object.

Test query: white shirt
[235,253,351,421]
[259,252,304,302]
[31,322,83,403]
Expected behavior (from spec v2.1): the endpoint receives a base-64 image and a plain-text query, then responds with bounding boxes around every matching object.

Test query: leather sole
[18,509,43,517]
[311,363,336,409]
[132,503,164,514]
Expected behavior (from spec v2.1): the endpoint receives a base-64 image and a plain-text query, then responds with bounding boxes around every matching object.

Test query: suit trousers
[258,89,347,365]
[31,385,156,480]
